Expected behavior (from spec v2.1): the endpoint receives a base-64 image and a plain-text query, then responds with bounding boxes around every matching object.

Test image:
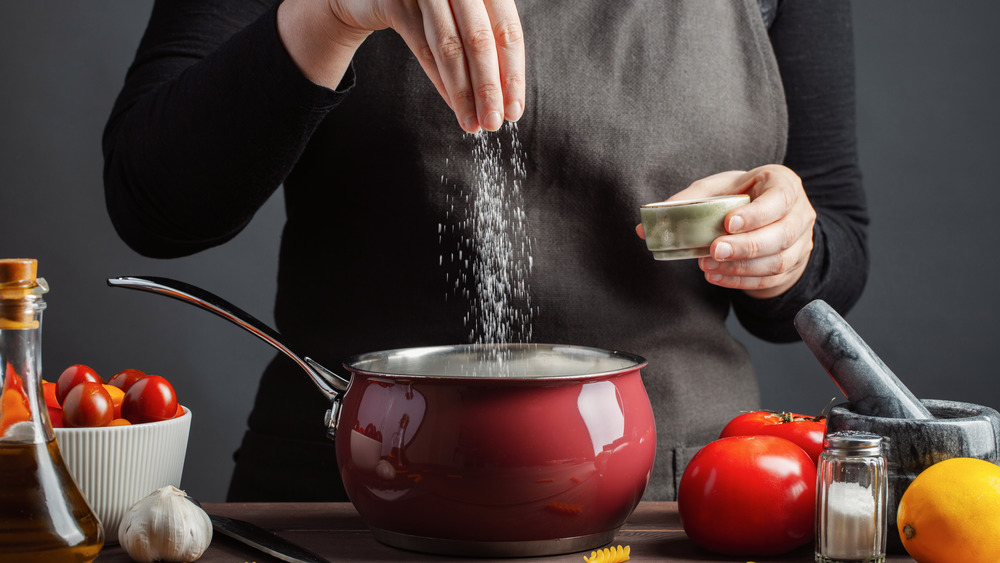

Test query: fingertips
[726,214,745,234]
[722,196,776,236]
[699,257,719,271]
[482,110,503,131]
[712,241,733,261]
[504,98,523,122]
[461,114,481,133]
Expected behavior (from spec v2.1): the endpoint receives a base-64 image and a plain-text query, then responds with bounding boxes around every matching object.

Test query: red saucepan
[108,276,656,557]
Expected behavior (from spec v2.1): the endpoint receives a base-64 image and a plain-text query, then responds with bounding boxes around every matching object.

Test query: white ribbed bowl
[54,407,191,543]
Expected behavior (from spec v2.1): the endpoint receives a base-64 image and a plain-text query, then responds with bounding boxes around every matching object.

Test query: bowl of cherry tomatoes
[48,364,190,543]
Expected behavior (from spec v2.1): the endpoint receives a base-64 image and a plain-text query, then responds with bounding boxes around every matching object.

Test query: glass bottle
[815,431,887,563]
[0,259,104,562]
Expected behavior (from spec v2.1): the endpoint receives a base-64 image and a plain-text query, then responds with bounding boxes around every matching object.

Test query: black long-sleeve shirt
[104,0,867,501]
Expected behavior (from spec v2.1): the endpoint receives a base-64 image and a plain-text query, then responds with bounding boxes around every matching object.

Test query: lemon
[896,457,1000,563]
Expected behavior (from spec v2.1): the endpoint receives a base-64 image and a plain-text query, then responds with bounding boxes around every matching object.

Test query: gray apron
[235,0,788,501]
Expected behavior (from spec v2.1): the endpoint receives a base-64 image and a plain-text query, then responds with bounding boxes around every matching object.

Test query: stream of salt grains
[438,123,535,375]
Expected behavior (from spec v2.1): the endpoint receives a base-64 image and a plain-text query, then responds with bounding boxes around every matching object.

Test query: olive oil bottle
[0,259,103,562]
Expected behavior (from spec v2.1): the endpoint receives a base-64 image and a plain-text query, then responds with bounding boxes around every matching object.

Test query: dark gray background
[2,2,997,502]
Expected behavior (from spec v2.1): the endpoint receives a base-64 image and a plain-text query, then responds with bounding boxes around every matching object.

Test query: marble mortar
[794,300,1000,553]
[827,400,1000,553]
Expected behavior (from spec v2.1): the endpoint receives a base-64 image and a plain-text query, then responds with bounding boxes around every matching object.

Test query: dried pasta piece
[583,544,630,563]
[546,500,584,515]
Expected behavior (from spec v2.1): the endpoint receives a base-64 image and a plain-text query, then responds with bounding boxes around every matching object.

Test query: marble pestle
[794,300,934,420]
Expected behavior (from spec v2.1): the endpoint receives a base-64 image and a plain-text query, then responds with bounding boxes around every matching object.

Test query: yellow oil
[0,439,103,562]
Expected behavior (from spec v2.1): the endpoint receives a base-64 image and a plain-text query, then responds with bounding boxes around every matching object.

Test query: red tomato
[56,364,103,406]
[108,368,146,393]
[678,435,816,556]
[122,375,178,424]
[62,382,114,428]
[48,405,64,428]
[720,410,826,464]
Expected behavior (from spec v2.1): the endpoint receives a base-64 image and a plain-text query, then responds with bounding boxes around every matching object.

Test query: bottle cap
[0,259,37,286]
[0,259,47,327]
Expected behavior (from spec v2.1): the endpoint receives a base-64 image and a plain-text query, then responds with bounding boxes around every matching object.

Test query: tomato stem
[758,409,826,424]
[820,397,838,418]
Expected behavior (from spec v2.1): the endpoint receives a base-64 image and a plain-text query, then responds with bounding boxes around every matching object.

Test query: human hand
[279,0,525,133]
[637,165,816,299]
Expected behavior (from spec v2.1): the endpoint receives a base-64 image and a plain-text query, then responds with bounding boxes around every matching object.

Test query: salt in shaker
[815,431,887,563]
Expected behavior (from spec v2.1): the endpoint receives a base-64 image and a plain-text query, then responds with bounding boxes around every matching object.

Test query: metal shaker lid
[824,431,885,456]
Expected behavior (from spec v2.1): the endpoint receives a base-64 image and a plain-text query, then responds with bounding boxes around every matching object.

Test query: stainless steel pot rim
[343,343,648,380]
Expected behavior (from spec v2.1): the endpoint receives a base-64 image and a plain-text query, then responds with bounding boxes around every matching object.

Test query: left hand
[638,165,816,299]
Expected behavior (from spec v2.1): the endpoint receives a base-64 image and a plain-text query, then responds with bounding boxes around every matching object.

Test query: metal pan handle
[106,276,349,409]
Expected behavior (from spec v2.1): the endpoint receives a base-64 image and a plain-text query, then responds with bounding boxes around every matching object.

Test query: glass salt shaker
[815,431,887,563]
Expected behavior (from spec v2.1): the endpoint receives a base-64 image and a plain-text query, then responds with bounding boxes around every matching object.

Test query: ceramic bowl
[54,408,191,543]
[640,194,750,260]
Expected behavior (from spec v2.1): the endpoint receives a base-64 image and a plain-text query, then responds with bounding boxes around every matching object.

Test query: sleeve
[102,0,353,258]
[731,0,870,342]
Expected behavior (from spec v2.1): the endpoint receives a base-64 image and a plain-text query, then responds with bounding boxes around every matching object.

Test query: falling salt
[439,123,535,375]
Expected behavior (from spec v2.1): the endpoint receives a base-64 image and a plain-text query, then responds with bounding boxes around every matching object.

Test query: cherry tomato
[48,405,64,428]
[108,368,146,393]
[56,364,103,406]
[62,382,114,428]
[122,375,178,424]
[364,423,383,441]
[678,435,816,556]
[720,410,826,464]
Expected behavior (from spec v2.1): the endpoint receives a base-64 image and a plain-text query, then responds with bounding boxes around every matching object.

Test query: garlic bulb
[118,486,213,563]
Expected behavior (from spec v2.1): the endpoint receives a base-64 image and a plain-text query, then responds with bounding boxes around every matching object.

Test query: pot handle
[106,276,350,405]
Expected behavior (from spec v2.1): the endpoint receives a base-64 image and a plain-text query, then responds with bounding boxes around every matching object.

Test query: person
[103,0,868,501]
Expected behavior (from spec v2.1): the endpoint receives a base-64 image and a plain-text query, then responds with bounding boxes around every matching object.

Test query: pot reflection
[350,379,426,475]
[336,369,656,547]
[578,380,626,456]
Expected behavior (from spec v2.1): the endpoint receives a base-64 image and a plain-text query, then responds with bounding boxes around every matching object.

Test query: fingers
[318,0,524,132]
[406,0,523,133]
[484,0,525,122]
[695,165,817,298]
[391,2,453,109]
[422,0,499,132]
[699,235,813,298]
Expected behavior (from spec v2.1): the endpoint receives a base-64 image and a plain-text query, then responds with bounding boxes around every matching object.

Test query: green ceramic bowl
[640,194,750,260]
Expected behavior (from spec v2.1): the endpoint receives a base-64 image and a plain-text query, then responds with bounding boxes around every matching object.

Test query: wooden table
[95,502,916,562]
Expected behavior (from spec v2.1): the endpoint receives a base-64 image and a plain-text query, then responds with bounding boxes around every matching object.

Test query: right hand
[279,0,525,133]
